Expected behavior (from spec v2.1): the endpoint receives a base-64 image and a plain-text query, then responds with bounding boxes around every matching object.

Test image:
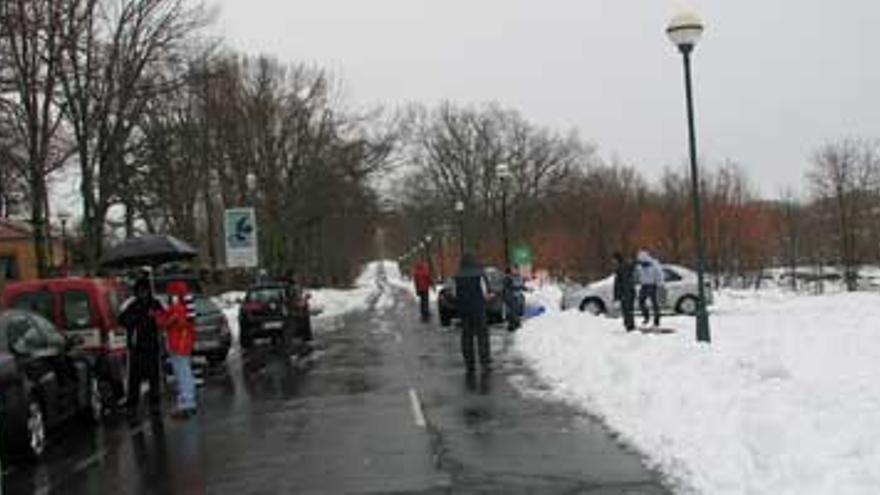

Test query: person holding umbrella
[118,275,165,420]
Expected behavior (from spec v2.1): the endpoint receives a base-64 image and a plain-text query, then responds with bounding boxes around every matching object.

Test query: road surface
[3,270,669,494]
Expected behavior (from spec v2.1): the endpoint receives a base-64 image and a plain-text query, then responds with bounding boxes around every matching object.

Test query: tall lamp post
[424,235,434,276]
[667,11,711,343]
[455,200,465,258]
[496,163,512,269]
[57,210,71,274]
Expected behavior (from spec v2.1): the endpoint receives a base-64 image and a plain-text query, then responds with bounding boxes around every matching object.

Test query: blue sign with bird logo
[225,207,259,267]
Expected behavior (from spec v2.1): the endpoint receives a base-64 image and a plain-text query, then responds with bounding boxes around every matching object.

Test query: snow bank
[515,289,880,494]
[310,261,384,318]
[524,280,564,315]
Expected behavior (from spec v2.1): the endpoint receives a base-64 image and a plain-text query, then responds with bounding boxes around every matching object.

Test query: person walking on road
[159,281,198,419]
[119,276,165,420]
[413,261,433,322]
[613,252,637,332]
[455,254,492,381]
[636,250,665,328]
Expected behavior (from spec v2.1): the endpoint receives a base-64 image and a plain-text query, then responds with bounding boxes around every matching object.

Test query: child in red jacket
[159,280,197,418]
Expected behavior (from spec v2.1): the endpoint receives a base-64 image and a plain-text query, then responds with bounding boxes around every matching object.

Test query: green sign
[512,244,532,266]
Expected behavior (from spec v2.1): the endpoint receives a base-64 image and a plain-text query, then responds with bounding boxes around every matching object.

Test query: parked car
[1,277,127,408]
[0,309,103,461]
[192,295,232,366]
[238,282,312,350]
[560,264,714,316]
[436,267,523,327]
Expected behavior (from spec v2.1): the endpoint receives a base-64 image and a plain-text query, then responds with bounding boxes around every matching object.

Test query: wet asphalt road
[3,272,670,494]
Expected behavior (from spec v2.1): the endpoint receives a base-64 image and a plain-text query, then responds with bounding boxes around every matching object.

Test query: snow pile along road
[515,289,880,494]
[310,261,384,318]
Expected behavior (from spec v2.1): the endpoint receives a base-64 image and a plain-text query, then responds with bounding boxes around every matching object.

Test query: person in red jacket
[413,261,433,322]
[158,280,197,418]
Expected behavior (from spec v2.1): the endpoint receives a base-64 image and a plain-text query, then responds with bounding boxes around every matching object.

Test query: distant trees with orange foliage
[389,103,880,289]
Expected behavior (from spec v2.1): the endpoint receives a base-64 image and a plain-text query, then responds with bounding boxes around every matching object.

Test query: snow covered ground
[515,288,880,494]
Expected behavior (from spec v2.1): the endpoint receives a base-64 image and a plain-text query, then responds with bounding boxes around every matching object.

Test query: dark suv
[437,267,520,326]
[238,283,310,350]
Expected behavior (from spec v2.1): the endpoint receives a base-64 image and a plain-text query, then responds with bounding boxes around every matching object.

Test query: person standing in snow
[636,250,665,327]
[455,253,492,381]
[613,252,637,332]
[158,280,198,419]
[413,261,433,322]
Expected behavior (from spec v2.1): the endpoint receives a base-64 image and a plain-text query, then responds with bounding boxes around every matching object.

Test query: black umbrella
[101,235,198,269]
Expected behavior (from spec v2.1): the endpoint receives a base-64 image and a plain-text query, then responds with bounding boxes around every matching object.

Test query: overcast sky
[211,0,880,198]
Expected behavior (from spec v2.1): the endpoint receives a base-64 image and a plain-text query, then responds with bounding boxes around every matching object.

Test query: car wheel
[26,398,47,459]
[676,295,699,316]
[579,298,605,315]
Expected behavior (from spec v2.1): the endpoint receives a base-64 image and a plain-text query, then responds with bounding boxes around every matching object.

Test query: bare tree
[777,188,803,290]
[58,0,206,271]
[0,0,80,276]
[807,138,880,291]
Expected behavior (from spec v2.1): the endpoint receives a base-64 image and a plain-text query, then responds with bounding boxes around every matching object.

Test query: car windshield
[245,287,286,303]
[194,296,220,315]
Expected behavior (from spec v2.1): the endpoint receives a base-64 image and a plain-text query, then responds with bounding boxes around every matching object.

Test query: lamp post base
[696,309,711,343]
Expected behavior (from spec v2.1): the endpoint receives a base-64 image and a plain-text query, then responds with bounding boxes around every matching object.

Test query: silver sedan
[560,264,713,316]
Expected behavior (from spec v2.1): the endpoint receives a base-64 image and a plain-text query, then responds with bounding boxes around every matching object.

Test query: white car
[560,264,713,316]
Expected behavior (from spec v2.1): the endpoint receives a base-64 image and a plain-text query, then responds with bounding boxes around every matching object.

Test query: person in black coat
[613,252,636,332]
[455,253,492,379]
[118,277,165,418]
[502,267,524,332]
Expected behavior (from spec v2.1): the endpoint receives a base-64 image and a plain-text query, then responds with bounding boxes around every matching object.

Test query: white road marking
[408,388,427,428]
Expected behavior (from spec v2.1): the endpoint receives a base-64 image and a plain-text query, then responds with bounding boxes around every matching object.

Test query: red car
[1,277,127,408]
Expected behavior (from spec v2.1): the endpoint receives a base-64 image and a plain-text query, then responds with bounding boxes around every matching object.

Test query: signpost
[224,208,259,268]
[512,244,533,278]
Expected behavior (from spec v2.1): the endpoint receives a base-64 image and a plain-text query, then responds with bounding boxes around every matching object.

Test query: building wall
[0,238,65,281]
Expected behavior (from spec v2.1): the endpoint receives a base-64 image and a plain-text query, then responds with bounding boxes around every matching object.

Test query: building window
[0,256,19,280]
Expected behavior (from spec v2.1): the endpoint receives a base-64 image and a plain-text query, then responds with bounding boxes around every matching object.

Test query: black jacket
[118,297,163,352]
[613,261,636,301]
[455,255,488,318]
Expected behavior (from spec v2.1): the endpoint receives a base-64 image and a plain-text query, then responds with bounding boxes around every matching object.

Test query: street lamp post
[58,211,71,274]
[455,200,465,258]
[421,236,433,280]
[667,11,711,343]
[496,163,512,269]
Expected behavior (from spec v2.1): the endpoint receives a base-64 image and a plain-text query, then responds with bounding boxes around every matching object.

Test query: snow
[515,287,880,494]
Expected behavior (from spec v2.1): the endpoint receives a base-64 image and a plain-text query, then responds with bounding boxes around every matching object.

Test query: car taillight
[242,302,262,312]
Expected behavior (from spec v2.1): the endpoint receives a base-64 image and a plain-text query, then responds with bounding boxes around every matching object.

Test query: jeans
[620,295,635,331]
[461,313,490,373]
[168,353,197,411]
[418,291,430,321]
[639,284,661,327]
